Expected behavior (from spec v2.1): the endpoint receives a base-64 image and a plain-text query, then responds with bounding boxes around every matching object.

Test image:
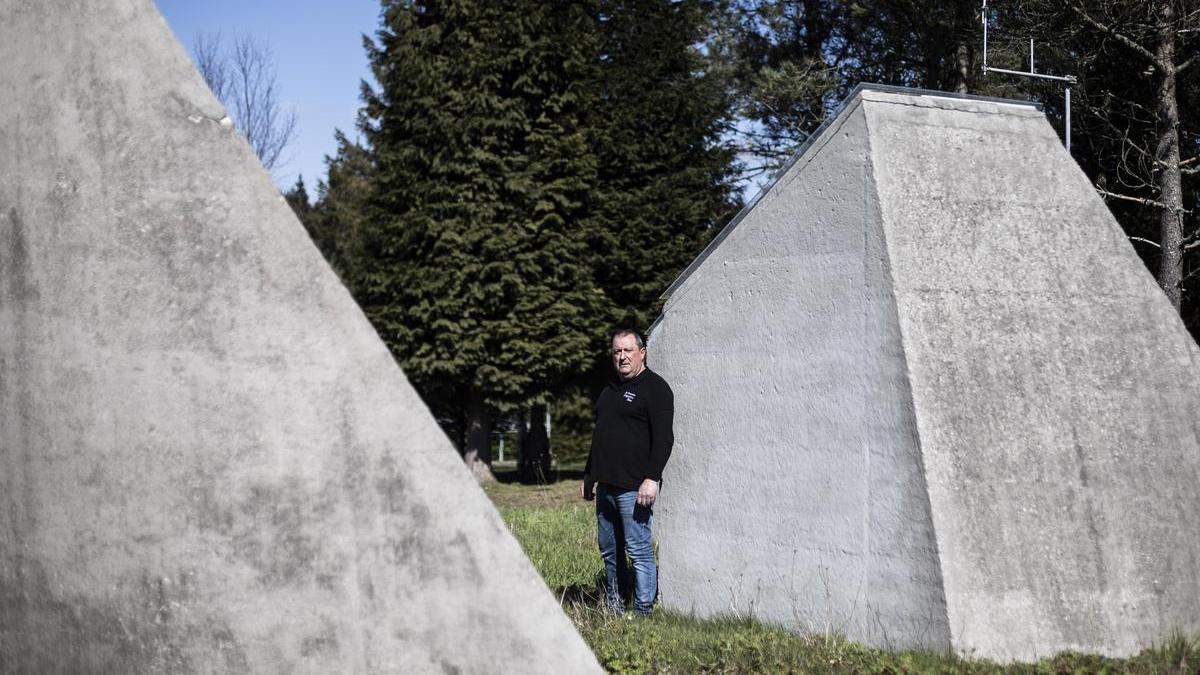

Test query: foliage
[283,175,311,222]
[350,0,611,471]
[308,0,743,470]
[304,131,374,280]
[587,0,742,332]
[720,0,1027,176]
[548,386,596,467]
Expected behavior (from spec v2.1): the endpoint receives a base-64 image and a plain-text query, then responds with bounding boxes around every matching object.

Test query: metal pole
[982,66,1075,83]
[1065,85,1071,152]
[982,1,989,70]
[979,0,1076,152]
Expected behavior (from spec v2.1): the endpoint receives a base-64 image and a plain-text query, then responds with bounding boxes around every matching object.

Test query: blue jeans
[595,483,656,614]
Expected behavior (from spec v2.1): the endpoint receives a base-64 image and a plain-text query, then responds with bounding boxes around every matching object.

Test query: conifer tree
[306,132,374,279]
[355,0,605,480]
[587,0,741,331]
[284,175,311,222]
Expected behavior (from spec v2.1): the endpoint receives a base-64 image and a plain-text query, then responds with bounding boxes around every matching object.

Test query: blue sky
[154,0,382,194]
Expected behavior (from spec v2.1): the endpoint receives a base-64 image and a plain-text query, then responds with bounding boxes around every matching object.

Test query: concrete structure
[648,85,1200,662]
[0,1,600,672]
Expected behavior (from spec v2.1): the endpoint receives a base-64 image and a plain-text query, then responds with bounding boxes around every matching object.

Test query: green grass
[499,501,603,591]
[485,478,1200,674]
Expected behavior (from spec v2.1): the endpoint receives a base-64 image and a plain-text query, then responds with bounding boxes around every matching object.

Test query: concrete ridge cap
[852,83,1043,113]
[861,92,1046,118]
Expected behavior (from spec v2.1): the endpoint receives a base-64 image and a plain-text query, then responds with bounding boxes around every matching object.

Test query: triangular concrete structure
[648,86,1200,661]
[0,1,600,672]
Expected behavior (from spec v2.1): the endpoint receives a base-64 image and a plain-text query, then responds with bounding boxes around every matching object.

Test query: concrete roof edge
[651,83,1042,320]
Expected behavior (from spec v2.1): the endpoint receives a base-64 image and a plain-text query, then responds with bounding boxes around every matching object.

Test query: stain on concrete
[232,480,323,589]
[0,557,248,674]
[299,616,340,658]
[1,208,39,302]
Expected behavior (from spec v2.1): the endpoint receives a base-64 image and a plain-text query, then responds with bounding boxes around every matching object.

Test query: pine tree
[306,131,374,279]
[587,0,741,332]
[284,175,311,223]
[356,0,606,480]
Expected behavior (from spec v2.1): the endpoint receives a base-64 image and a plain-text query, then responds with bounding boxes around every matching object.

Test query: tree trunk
[954,0,972,94]
[1154,0,1184,312]
[463,387,495,483]
[521,403,552,484]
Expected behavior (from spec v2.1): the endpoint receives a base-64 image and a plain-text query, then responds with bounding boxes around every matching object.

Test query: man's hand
[636,478,658,507]
[581,476,594,501]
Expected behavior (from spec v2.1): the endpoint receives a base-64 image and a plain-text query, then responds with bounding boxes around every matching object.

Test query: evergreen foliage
[306,132,374,279]
[283,175,311,222]
[303,0,742,474]
[353,0,612,471]
[588,0,742,331]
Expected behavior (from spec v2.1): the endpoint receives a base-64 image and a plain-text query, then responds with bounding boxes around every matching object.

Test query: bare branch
[192,32,229,102]
[202,33,298,172]
[1179,53,1198,73]
[1095,186,1168,209]
[1066,1,1158,64]
[1129,236,1161,248]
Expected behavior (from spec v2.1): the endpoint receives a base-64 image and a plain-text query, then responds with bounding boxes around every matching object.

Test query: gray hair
[611,328,645,349]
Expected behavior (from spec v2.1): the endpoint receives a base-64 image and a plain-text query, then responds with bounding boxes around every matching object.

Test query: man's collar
[614,367,648,387]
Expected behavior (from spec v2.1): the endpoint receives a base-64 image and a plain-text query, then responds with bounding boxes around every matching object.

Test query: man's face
[611,334,645,381]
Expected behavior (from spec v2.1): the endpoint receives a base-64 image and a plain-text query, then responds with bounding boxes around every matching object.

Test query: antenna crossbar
[981,0,1077,150]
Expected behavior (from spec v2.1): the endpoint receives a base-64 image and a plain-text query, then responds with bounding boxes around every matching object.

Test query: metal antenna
[981,0,1077,151]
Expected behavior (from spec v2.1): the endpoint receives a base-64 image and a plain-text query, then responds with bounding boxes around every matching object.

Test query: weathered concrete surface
[649,86,1200,661]
[0,1,601,672]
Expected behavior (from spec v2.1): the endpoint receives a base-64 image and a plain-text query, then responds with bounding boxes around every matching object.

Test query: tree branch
[1095,186,1168,209]
[1129,236,1161,248]
[1066,2,1157,64]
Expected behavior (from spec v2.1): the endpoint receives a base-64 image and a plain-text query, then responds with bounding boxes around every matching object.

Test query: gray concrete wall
[0,1,600,672]
[650,86,1200,662]
[865,90,1200,660]
[650,100,950,649]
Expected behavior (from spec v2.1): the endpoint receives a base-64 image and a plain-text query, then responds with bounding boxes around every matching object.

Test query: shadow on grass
[493,467,587,486]
[557,578,606,606]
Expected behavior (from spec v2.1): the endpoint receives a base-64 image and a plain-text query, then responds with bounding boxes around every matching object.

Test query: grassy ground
[484,474,1200,674]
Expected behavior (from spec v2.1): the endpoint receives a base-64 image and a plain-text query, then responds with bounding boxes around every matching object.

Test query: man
[582,328,674,616]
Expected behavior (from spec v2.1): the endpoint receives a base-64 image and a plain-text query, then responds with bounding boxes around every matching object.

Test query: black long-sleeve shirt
[585,368,674,490]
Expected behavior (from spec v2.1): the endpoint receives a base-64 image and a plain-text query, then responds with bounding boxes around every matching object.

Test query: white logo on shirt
[623,391,636,403]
